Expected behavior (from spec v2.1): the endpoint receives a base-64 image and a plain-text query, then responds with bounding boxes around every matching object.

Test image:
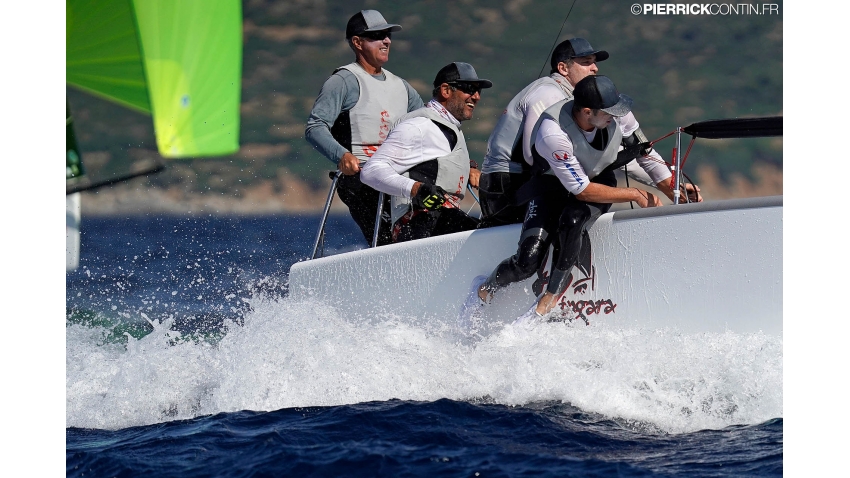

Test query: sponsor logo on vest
[378,110,391,142]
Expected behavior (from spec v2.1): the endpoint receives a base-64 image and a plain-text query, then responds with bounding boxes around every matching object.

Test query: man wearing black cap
[360,62,492,243]
[526,76,703,323]
[460,75,702,327]
[478,38,610,229]
[305,10,424,247]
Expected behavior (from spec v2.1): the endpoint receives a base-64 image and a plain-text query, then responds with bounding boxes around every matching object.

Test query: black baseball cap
[550,38,609,72]
[433,62,493,88]
[345,10,402,39]
[573,75,632,117]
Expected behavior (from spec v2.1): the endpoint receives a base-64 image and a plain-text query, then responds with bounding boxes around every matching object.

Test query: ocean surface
[66,214,783,476]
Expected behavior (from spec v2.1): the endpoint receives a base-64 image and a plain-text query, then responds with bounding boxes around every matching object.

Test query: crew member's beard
[447,94,472,121]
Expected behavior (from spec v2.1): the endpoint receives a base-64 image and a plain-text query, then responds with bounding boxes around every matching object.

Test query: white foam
[66,294,782,433]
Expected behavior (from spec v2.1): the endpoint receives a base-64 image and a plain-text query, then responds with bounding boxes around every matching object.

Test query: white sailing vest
[532,99,623,179]
[482,74,573,174]
[389,107,471,224]
[336,63,409,162]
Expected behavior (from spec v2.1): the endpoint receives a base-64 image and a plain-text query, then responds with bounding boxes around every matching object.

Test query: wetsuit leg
[478,172,529,229]
[393,209,439,243]
[546,172,617,296]
[433,208,480,236]
[484,193,564,292]
[336,173,393,246]
[393,207,478,243]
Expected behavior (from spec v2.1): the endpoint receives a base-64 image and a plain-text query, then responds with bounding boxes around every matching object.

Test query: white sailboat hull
[288,196,782,336]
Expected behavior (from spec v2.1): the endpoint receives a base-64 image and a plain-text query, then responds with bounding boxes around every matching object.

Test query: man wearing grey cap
[361,62,492,243]
[460,75,702,327]
[478,38,609,228]
[305,10,424,247]
[460,40,705,328]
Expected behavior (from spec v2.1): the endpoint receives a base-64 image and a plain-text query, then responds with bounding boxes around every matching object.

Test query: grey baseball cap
[345,10,402,39]
[573,75,632,117]
[550,37,609,72]
[433,62,493,88]
[564,38,609,61]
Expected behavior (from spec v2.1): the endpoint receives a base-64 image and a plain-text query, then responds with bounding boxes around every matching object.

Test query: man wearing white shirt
[361,62,492,243]
[478,38,608,228]
[523,75,707,321]
[460,75,702,325]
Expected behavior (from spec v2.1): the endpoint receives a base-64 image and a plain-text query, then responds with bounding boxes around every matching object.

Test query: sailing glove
[616,142,654,163]
[412,183,447,210]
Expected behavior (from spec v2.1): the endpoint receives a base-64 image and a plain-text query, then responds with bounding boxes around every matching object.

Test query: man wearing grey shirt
[478,38,608,228]
[305,10,423,246]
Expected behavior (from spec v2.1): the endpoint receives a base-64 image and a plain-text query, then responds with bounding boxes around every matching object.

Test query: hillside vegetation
[68,0,783,212]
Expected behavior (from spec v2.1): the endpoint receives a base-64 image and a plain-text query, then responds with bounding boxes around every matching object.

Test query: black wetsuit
[483,170,615,296]
[483,121,647,298]
[477,170,531,228]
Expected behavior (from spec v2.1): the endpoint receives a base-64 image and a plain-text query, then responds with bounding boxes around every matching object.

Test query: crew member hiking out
[460,75,703,328]
[478,38,607,228]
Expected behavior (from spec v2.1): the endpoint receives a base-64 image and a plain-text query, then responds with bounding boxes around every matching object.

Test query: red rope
[650,130,698,198]
[649,130,677,146]
[649,129,695,169]
[680,136,696,171]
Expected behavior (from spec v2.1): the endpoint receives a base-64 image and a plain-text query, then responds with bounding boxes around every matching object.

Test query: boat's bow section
[288,224,518,322]
[288,196,782,336]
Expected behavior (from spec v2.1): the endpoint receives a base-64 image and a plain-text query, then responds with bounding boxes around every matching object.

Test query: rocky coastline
[76,162,782,216]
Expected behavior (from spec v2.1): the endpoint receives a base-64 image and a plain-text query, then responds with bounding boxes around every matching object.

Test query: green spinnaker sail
[66,0,242,158]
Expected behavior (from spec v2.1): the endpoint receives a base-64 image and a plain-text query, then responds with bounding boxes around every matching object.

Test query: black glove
[616,142,653,163]
[604,142,655,174]
[412,183,447,210]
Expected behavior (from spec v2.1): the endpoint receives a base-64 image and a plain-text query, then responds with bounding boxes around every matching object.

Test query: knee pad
[552,204,591,274]
[514,234,548,277]
[559,203,591,231]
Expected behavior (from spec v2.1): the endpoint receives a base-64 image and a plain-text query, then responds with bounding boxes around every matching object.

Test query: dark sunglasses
[448,82,482,95]
[357,30,392,41]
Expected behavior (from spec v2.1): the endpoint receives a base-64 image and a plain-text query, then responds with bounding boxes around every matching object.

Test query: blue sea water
[65,214,783,476]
